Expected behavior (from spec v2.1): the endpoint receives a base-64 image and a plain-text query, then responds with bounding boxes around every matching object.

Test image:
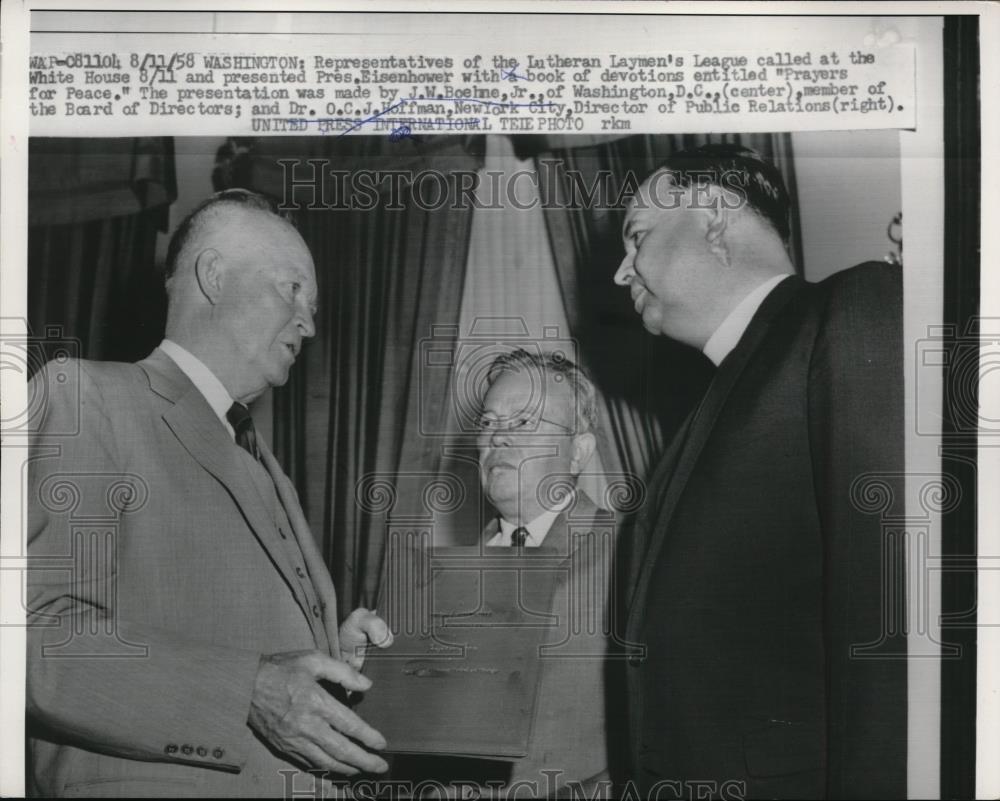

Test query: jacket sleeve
[26,360,262,772]
[806,263,907,799]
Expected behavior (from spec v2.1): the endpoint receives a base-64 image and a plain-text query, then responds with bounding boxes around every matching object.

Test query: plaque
[356,541,567,759]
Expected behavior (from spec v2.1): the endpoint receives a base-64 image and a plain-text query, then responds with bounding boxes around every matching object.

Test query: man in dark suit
[612,145,906,799]
[27,190,392,796]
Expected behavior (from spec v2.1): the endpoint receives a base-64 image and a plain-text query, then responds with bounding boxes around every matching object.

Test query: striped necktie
[226,402,261,461]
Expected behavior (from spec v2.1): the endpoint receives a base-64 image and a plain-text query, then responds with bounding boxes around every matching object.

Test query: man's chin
[641,317,662,336]
[238,383,270,405]
[640,307,669,337]
[484,481,518,514]
[266,363,293,387]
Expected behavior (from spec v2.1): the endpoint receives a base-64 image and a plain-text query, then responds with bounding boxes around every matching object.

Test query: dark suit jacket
[624,264,906,799]
[26,349,343,797]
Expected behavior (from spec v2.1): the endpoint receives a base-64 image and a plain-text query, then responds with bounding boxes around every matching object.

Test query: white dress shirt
[158,339,236,440]
[486,491,575,547]
[702,273,792,367]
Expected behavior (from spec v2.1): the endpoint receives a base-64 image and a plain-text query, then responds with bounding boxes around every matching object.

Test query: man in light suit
[27,190,392,797]
[612,144,906,799]
[475,349,622,796]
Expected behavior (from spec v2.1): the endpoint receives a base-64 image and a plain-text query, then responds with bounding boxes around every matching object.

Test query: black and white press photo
[0,6,991,800]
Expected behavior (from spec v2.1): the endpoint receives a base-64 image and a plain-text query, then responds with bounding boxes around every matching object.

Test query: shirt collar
[702,274,792,367]
[489,491,575,548]
[158,339,236,439]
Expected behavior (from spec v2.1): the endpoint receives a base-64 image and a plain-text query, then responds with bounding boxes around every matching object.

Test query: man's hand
[248,650,389,775]
[339,608,393,670]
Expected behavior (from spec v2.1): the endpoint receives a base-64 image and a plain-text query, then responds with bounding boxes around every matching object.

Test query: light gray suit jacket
[480,491,621,794]
[27,349,342,797]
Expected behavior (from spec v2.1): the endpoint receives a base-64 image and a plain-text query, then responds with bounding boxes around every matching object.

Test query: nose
[296,306,316,339]
[490,428,513,449]
[614,252,635,286]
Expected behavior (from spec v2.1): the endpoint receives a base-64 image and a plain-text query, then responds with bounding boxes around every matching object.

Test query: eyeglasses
[475,414,576,435]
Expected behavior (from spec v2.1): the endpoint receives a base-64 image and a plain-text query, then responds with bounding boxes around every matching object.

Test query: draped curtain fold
[533,133,802,482]
[27,138,176,367]
[265,140,477,609]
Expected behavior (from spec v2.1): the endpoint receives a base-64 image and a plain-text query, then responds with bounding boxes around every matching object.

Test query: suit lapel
[544,511,572,558]
[141,350,306,615]
[626,277,806,635]
[621,413,694,611]
[554,491,610,559]
[481,516,502,547]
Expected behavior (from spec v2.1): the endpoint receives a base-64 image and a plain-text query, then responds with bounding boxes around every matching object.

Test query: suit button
[213,748,225,760]
[312,605,321,617]
[296,567,306,578]
[165,744,178,755]
[181,744,193,755]
[628,653,643,667]
[196,746,208,757]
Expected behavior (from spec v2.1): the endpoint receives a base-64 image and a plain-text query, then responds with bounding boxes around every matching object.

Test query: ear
[700,187,732,267]
[570,431,597,475]
[193,248,224,304]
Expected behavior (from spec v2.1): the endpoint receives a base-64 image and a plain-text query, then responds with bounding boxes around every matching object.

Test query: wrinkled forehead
[483,367,574,418]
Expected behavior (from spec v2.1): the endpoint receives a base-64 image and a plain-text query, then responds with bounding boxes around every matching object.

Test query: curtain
[531,133,803,483]
[261,138,478,609]
[29,138,175,227]
[27,138,176,368]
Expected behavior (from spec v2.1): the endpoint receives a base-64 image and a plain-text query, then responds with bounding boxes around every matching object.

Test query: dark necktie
[511,526,529,547]
[226,402,260,461]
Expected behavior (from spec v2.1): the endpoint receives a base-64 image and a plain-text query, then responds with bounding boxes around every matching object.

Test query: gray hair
[483,348,598,435]
[163,188,290,284]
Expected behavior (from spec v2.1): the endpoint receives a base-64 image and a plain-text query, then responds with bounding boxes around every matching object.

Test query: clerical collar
[702,274,792,366]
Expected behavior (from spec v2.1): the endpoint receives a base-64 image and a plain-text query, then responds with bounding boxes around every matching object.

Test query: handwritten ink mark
[501,63,530,82]
[388,125,411,142]
[337,99,406,137]
[389,124,424,144]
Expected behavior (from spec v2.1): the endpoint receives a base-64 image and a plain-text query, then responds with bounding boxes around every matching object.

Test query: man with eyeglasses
[472,348,622,797]
[477,349,599,551]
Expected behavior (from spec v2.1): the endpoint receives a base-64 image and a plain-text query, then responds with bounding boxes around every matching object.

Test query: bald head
[165,190,292,285]
[163,190,318,404]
